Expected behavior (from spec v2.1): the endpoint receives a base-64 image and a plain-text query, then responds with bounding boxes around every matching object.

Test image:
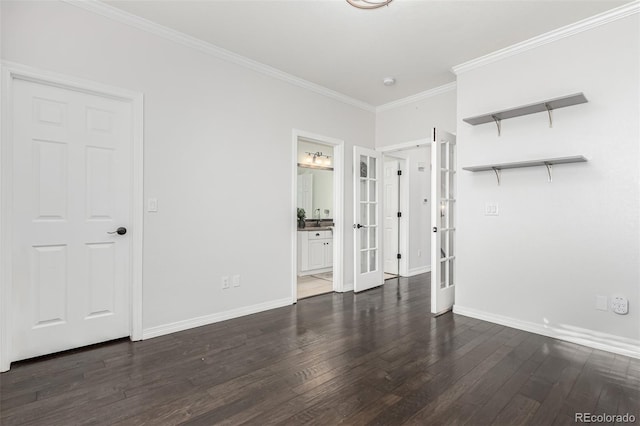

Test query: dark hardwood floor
[1,274,638,425]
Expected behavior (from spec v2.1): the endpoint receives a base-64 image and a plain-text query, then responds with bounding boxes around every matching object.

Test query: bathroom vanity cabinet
[298,230,333,275]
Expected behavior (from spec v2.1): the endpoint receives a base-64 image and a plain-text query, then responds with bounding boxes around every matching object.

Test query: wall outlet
[484,202,499,216]
[611,296,628,315]
[595,295,608,311]
[221,276,230,289]
[232,275,240,287]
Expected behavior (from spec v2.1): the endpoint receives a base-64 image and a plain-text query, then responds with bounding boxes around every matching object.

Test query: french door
[354,147,383,292]
[431,128,456,315]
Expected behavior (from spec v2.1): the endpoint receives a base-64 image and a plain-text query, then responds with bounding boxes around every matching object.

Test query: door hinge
[397,212,402,218]
[397,253,402,259]
[397,170,402,176]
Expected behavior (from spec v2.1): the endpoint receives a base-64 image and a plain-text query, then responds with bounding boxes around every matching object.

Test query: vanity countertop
[298,226,333,232]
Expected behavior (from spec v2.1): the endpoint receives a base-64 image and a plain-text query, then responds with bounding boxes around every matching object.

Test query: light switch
[484,202,499,216]
[148,198,158,212]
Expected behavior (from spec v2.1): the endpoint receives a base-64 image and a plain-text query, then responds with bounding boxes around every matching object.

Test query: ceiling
[104,0,627,107]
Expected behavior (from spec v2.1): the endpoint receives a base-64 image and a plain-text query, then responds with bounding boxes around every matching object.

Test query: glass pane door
[431,129,456,315]
[354,147,383,292]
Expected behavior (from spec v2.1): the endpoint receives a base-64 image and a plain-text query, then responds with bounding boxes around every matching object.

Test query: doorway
[0,63,143,372]
[291,130,344,301]
[378,140,432,280]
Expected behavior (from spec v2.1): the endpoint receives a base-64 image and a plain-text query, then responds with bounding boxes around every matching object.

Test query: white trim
[63,0,375,113]
[406,266,431,277]
[376,82,457,113]
[291,129,345,302]
[454,305,640,360]
[142,298,292,340]
[452,1,640,75]
[0,62,144,371]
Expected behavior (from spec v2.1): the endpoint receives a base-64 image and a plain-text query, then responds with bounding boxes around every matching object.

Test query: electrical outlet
[147,198,158,212]
[232,275,240,287]
[596,295,608,311]
[611,296,628,315]
[484,202,499,216]
[221,276,230,289]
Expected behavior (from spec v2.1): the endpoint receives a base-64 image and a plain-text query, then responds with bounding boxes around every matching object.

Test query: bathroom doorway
[291,130,344,301]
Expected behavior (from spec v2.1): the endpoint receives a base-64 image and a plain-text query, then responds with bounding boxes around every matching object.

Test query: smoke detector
[383,77,396,86]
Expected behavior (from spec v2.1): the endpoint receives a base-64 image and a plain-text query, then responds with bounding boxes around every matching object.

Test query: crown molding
[452,1,640,75]
[375,82,457,113]
[63,0,376,112]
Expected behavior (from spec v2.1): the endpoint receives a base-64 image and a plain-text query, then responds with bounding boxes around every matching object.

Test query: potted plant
[297,208,306,228]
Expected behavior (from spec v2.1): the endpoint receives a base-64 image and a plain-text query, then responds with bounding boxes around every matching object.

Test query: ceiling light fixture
[346,0,393,10]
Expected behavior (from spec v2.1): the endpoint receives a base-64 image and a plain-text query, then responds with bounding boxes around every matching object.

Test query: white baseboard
[406,266,431,277]
[453,305,640,359]
[142,297,293,340]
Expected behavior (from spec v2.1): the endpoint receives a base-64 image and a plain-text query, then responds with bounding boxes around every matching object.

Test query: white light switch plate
[596,295,608,311]
[147,198,158,212]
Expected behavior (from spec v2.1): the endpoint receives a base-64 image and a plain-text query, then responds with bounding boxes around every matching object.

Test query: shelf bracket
[545,103,553,128]
[491,115,502,136]
[544,162,553,182]
[492,167,501,186]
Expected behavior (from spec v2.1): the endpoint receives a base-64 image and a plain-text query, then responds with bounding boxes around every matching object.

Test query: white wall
[376,88,457,147]
[455,14,639,353]
[375,88,457,275]
[1,1,375,332]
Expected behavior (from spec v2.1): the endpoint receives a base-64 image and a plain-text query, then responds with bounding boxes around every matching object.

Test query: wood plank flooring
[1,273,638,425]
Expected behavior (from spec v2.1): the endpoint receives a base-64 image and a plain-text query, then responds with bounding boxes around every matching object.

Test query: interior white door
[383,159,399,275]
[11,78,133,361]
[354,146,383,292]
[431,128,456,315]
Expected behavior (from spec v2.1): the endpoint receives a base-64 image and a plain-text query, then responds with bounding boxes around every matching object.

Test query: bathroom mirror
[297,166,333,220]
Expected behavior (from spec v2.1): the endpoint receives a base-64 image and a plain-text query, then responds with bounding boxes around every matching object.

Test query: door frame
[381,154,408,277]
[291,129,344,302]
[0,61,144,372]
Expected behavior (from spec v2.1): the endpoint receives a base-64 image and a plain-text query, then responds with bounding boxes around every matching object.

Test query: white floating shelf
[462,93,588,135]
[462,155,587,185]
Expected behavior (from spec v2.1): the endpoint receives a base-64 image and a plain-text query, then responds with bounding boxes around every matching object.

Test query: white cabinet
[298,230,333,275]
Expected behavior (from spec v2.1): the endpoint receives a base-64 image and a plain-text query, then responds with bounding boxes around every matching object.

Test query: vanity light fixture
[304,151,332,167]
[346,0,393,10]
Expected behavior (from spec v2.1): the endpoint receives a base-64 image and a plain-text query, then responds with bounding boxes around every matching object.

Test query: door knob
[354,224,363,229]
[108,227,127,235]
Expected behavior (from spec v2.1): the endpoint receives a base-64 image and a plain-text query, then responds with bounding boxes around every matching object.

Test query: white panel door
[383,159,399,275]
[11,78,132,361]
[354,146,383,292]
[431,128,456,316]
